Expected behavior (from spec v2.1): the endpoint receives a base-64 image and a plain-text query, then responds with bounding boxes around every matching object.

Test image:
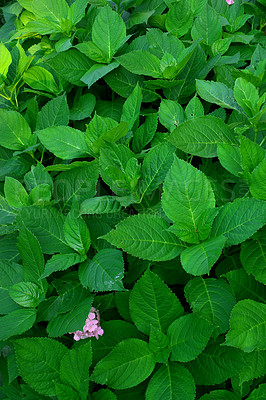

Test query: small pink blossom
[70,307,104,341]
[226,0,234,4]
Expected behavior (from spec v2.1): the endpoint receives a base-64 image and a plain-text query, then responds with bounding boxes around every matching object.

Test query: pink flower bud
[226,0,234,4]
[70,307,104,341]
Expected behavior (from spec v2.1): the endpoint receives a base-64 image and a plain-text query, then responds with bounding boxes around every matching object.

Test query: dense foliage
[0,0,265,399]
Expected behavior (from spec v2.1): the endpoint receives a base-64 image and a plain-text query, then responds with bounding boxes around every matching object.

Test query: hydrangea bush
[0,0,265,399]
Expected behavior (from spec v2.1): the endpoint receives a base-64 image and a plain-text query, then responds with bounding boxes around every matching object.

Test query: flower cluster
[226,0,234,4]
[70,307,104,341]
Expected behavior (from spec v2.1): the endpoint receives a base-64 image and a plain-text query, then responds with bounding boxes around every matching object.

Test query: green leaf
[0,309,36,341]
[240,234,266,284]
[81,62,120,89]
[225,268,266,303]
[149,327,170,363]
[54,162,99,209]
[47,49,94,86]
[4,177,28,208]
[91,389,117,400]
[79,249,124,292]
[0,110,31,150]
[24,163,53,192]
[146,363,195,400]
[121,83,142,130]
[186,341,244,385]
[198,390,239,400]
[191,5,222,46]
[101,214,184,262]
[17,206,71,254]
[141,143,174,198]
[41,253,85,279]
[47,296,93,337]
[54,383,79,400]
[76,41,108,64]
[32,0,69,21]
[64,211,91,255]
[239,350,266,384]
[68,0,90,25]
[37,126,91,160]
[159,99,184,132]
[17,226,45,285]
[92,5,126,62]
[9,282,44,308]
[249,157,266,200]
[234,78,259,117]
[0,261,24,314]
[23,66,59,94]
[168,116,237,158]
[131,113,158,153]
[247,384,266,400]
[168,313,212,362]
[165,0,193,38]
[224,299,266,352]
[240,136,265,174]
[162,156,215,243]
[91,338,156,389]
[14,337,68,396]
[36,95,69,130]
[185,277,236,333]
[185,95,204,120]
[116,50,162,78]
[80,196,122,215]
[69,94,96,121]
[181,236,227,276]
[211,198,266,246]
[196,80,242,111]
[60,341,92,400]
[0,42,12,84]
[129,269,184,335]
[217,143,242,176]
[146,28,185,59]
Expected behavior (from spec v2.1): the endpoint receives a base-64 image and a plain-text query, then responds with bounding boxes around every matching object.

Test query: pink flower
[226,0,234,4]
[70,307,104,341]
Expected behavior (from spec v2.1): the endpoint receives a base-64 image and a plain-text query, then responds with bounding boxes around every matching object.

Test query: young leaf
[23,66,59,94]
[234,78,259,117]
[36,94,69,130]
[91,339,156,389]
[37,126,91,159]
[168,313,212,362]
[0,110,31,150]
[14,337,68,396]
[211,198,266,246]
[79,249,124,292]
[0,308,37,341]
[168,116,237,158]
[162,156,215,243]
[81,62,120,89]
[4,177,28,208]
[240,233,266,284]
[101,214,185,261]
[159,99,184,132]
[24,163,53,192]
[60,341,92,400]
[224,299,266,352]
[131,113,158,153]
[185,277,236,333]
[165,0,193,38]
[217,143,242,176]
[116,50,162,78]
[191,5,222,45]
[92,5,126,62]
[63,212,91,255]
[146,362,196,400]
[9,282,44,308]
[185,95,204,120]
[0,42,12,84]
[240,136,265,173]
[129,269,184,335]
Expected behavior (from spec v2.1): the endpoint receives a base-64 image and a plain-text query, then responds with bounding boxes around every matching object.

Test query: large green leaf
[17,206,71,254]
[185,277,236,333]
[180,236,227,276]
[14,337,68,396]
[81,62,120,89]
[217,143,242,176]
[168,313,212,362]
[116,50,162,78]
[239,350,266,384]
[80,196,122,215]
[146,363,196,400]
[91,339,155,389]
[129,269,184,335]
[240,233,266,284]
[37,126,91,159]
[162,156,215,243]
[0,261,24,314]
[191,5,222,45]
[92,5,126,62]
[199,391,239,400]
[4,176,28,208]
[69,94,96,121]
[121,83,142,130]
[32,0,69,21]
[9,281,44,308]
[0,308,37,341]
[168,116,238,158]
[225,268,266,303]
[240,136,265,173]
[60,341,92,400]
[0,110,31,150]
[159,99,184,132]
[196,80,242,111]
[247,384,266,400]
[36,95,69,130]
[249,157,266,200]
[101,214,185,261]
[211,198,266,246]
[186,341,244,385]
[0,42,12,84]
[79,249,124,292]
[224,299,266,352]
[41,253,85,279]
[165,0,193,38]
[23,66,59,94]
